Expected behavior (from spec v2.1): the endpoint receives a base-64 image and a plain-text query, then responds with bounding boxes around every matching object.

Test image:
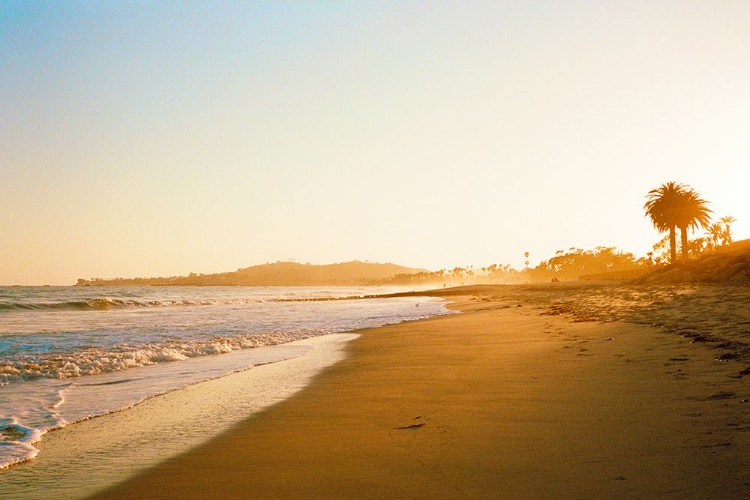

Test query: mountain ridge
[76,261,428,286]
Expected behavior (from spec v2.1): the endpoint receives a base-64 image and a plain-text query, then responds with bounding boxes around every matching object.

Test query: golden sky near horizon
[2,1,749,285]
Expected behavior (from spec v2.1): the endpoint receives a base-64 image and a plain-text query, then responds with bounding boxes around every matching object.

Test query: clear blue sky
[2,1,749,284]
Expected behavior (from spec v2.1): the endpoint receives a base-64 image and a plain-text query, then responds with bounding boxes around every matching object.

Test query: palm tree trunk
[669,226,677,263]
[680,226,689,260]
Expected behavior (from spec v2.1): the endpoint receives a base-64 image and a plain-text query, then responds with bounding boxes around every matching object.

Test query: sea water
[0,286,451,472]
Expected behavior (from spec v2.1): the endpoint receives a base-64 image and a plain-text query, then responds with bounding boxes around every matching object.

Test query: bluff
[636,239,750,285]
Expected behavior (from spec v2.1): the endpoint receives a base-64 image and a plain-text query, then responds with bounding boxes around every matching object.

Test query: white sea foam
[0,419,41,468]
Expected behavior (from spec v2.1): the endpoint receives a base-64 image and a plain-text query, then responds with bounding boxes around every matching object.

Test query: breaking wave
[0,330,326,384]
[0,297,267,312]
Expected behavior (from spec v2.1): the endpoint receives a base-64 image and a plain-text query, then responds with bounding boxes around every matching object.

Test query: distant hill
[76,261,428,286]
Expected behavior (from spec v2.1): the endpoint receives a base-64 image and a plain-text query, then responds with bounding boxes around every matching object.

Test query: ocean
[0,286,452,476]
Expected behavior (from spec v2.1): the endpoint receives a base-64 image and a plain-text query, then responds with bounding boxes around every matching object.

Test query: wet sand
[89,289,750,499]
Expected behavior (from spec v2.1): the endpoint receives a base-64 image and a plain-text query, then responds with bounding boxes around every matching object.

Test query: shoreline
[88,289,749,499]
[0,285,446,477]
[0,333,360,500]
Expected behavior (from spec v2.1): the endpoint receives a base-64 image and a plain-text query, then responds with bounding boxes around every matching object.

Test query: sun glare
[725,168,749,226]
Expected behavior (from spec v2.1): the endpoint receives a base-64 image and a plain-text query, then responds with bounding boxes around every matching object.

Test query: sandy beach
[86,286,749,499]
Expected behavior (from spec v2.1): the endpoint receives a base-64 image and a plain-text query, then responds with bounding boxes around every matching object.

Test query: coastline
[0,285,444,476]
[87,288,749,499]
[0,334,360,500]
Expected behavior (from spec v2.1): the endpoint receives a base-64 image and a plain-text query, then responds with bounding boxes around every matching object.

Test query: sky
[1,1,749,285]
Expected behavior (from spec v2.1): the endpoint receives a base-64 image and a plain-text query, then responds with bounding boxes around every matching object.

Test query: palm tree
[674,188,712,260]
[708,222,724,249]
[644,182,712,262]
[720,216,737,245]
[644,182,684,263]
